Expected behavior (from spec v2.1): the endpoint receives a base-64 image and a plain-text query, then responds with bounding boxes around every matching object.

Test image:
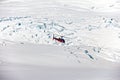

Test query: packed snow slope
[0,43,120,80]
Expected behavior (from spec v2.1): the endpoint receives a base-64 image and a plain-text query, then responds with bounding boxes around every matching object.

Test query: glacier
[0,0,120,80]
[0,15,120,62]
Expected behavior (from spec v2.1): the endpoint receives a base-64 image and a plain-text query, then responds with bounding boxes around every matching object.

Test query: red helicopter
[53,35,65,43]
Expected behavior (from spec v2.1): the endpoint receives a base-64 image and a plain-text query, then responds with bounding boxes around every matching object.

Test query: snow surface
[0,13,120,62]
[0,42,120,80]
[0,0,120,80]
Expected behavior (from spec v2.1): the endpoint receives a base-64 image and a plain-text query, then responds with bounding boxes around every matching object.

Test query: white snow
[0,15,120,62]
[0,0,120,80]
[0,42,120,80]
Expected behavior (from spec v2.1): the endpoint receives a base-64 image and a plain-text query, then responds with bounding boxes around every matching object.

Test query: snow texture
[0,0,120,80]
